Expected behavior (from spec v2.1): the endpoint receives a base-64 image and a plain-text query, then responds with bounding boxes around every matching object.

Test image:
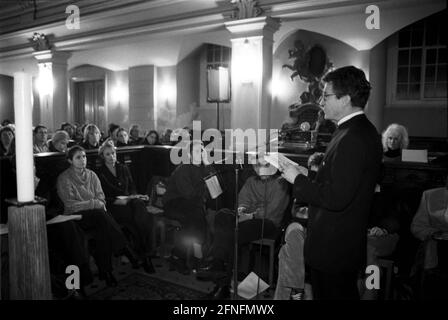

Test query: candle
[13,72,35,202]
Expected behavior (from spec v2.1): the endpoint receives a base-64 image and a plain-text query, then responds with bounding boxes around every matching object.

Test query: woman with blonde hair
[81,123,101,150]
[97,140,155,273]
[382,123,409,159]
[48,130,70,153]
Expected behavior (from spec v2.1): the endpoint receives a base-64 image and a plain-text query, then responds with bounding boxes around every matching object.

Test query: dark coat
[97,162,137,206]
[293,114,383,273]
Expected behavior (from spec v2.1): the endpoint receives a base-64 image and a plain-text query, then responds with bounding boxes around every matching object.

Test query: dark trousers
[47,221,93,286]
[109,198,154,258]
[212,210,278,286]
[164,198,207,260]
[75,209,126,273]
[309,266,360,300]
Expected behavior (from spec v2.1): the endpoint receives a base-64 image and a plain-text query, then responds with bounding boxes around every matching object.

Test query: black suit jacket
[293,114,383,273]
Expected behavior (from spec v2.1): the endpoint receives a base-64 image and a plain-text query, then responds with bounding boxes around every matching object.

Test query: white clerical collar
[337,111,364,126]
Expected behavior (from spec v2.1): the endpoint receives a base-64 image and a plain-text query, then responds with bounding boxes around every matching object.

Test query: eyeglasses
[319,93,337,104]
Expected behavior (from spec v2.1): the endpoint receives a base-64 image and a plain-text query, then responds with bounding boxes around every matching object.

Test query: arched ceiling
[0,0,445,75]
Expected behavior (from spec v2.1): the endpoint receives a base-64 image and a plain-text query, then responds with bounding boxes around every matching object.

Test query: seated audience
[115,128,129,147]
[0,126,14,156]
[34,165,92,299]
[274,152,323,300]
[57,145,130,287]
[382,123,409,160]
[80,124,101,150]
[144,130,161,146]
[97,140,155,273]
[33,125,49,153]
[2,158,92,299]
[162,140,210,272]
[128,124,144,145]
[360,187,400,300]
[197,156,290,299]
[48,130,70,153]
[411,180,448,270]
[410,180,448,299]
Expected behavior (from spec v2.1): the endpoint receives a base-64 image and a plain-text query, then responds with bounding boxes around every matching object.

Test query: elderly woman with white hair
[382,123,409,159]
[48,130,70,153]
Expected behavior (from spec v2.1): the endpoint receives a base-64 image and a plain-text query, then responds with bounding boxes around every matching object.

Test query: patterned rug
[89,273,206,300]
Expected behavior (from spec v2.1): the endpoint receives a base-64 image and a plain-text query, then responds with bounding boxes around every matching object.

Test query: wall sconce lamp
[233,38,260,85]
[37,63,53,96]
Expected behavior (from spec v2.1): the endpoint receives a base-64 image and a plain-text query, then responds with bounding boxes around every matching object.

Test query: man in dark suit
[281,66,383,300]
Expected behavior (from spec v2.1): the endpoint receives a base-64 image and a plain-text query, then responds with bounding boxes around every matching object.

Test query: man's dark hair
[60,122,73,130]
[33,125,47,135]
[323,66,371,109]
[108,123,120,136]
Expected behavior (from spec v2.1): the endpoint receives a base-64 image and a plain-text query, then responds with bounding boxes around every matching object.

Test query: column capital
[225,16,280,40]
[32,50,71,65]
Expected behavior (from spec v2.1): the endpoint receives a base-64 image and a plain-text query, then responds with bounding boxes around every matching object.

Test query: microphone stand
[232,159,241,300]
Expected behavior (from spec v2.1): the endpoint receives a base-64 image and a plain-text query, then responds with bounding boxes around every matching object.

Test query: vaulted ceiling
[0,0,445,73]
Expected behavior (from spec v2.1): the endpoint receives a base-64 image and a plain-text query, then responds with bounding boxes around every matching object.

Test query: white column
[13,72,34,202]
[33,50,71,131]
[225,16,280,131]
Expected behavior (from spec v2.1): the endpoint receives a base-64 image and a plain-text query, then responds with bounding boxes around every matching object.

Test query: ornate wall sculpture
[230,0,263,19]
[30,32,52,51]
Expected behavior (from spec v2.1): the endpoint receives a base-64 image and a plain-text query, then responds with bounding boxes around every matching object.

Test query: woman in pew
[48,130,70,153]
[57,145,130,287]
[115,127,129,147]
[144,130,161,146]
[0,125,15,156]
[33,125,49,153]
[35,168,93,299]
[128,124,144,145]
[96,140,156,274]
[382,123,409,160]
[80,124,101,150]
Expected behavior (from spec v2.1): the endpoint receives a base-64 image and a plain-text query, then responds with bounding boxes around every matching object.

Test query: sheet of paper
[402,149,428,163]
[237,271,269,300]
[205,175,223,199]
[264,152,299,170]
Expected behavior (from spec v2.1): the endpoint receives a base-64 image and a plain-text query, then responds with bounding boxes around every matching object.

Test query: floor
[84,244,276,300]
